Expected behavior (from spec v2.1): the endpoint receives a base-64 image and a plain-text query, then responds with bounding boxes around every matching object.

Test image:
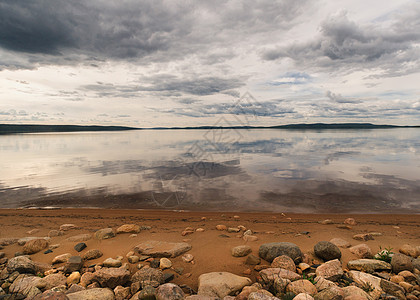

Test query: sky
[1,0,420,127]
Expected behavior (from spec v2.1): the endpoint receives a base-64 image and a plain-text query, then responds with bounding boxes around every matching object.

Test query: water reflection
[0,129,419,212]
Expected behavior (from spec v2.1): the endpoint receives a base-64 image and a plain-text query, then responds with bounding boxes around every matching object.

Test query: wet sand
[1,209,419,290]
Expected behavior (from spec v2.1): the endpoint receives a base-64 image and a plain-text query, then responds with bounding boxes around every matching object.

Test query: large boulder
[8,274,41,298]
[197,272,252,298]
[94,228,116,240]
[64,256,83,273]
[83,249,103,261]
[380,279,406,300]
[66,234,92,242]
[7,256,37,274]
[347,259,391,273]
[314,241,341,261]
[286,279,317,296]
[314,285,344,300]
[391,253,413,273]
[23,238,49,254]
[259,242,302,263]
[116,224,140,234]
[33,290,69,300]
[131,267,165,287]
[347,270,382,300]
[52,253,72,265]
[156,283,185,300]
[271,255,296,272]
[93,266,130,289]
[38,273,67,290]
[134,240,192,258]
[349,244,373,259]
[330,238,351,248]
[315,259,343,282]
[232,245,252,257]
[66,288,115,300]
[258,268,301,287]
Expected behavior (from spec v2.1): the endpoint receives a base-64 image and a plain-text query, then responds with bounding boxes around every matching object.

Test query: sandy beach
[1,209,419,294]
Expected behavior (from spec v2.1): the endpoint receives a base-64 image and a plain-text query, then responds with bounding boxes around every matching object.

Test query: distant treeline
[0,124,138,134]
[1,123,419,134]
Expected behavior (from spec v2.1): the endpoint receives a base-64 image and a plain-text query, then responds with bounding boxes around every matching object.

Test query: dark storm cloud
[0,0,310,69]
[262,4,420,76]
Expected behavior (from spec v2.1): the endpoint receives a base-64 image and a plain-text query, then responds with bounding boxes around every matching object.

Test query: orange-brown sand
[1,209,419,290]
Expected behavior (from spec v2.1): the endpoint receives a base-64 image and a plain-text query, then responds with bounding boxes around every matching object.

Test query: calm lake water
[1,128,419,213]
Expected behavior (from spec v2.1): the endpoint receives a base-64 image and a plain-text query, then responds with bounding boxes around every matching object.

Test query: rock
[258,268,301,287]
[80,272,95,287]
[67,272,81,285]
[232,245,252,257]
[33,290,69,300]
[295,293,315,300]
[23,238,49,254]
[116,224,140,234]
[196,228,205,232]
[39,273,67,290]
[93,266,130,288]
[243,235,259,242]
[103,258,122,268]
[17,236,49,246]
[337,225,352,230]
[156,283,185,299]
[413,258,420,271]
[392,253,414,273]
[94,228,115,240]
[344,218,357,226]
[286,279,317,296]
[399,281,414,293]
[66,234,92,242]
[74,243,87,252]
[314,241,342,261]
[353,234,374,241]
[315,259,343,281]
[160,258,172,269]
[259,242,302,263]
[400,245,419,258]
[48,230,64,238]
[53,253,72,264]
[398,270,417,282]
[132,267,164,286]
[330,238,351,248]
[320,219,333,225]
[271,255,296,272]
[128,256,139,264]
[243,229,253,236]
[66,288,115,300]
[216,225,227,231]
[314,276,337,291]
[138,285,157,300]
[66,284,85,294]
[273,277,290,294]
[342,286,370,299]
[163,272,174,282]
[246,254,261,265]
[198,272,251,298]
[0,237,18,246]
[60,224,77,231]
[248,291,278,299]
[7,256,37,274]
[349,244,373,259]
[9,274,41,298]
[347,270,382,300]
[227,227,240,233]
[182,254,194,263]
[83,249,103,261]
[64,256,83,273]
[314,286,344,300]
[134,240,192,258]
[348,259,392,273]
[380,279,406,299]
[114,285,130,300]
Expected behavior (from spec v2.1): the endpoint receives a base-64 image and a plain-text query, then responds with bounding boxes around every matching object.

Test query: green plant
[302,273,316,285]
[374,246,393,263]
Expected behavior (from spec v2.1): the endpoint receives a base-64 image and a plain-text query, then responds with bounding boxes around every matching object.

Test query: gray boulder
[314,241,341,261]
[156,283,185,300]
[259,242,302,263]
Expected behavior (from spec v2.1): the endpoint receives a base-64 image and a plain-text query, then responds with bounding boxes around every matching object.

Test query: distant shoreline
[1,123,419,134]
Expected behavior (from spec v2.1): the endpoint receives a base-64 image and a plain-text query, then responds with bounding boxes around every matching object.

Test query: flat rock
[315,259,343,281]
[103,258,122,268]
[9,274,41,298]
[198,272,252,298]
[271,255,296,272]
[94,228,116,240]
[39,273,67,290]
[342,286,370,299]
[380,279,406,300]
[259,242,302,263]
[60,224,77,231]
[232,245,252,257]
[74,243,87,252]
[64,256,83,273]
[0,237,18,246]
[347,259,392,273]
[330,238,351,248]
[399,244,419,258]
[286,279,317,296]
[93,266,130,289]
[131,267,164,286]
[295,293,315,300]
[33,290,69,300]
[116,224,140,234]
[134,240,192,258]
[52,253,72,264]
[258,268,301,286]
[353,233,374,241]
[66,234,92,242]
[66,288,115,300]
[246,254,261,265]
[349,244,373,259]
[314,286,344,300]
[347,270,382,300]
[344,218,357,225]
[314,241,342,261]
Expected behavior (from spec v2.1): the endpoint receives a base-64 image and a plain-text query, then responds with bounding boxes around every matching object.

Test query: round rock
[314,241,341,261]
[259,242,302,263]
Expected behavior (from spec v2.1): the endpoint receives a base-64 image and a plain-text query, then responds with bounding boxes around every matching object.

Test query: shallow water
[1,128,419,213]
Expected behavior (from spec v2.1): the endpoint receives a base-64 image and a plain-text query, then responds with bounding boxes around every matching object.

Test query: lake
[1,128,419,213]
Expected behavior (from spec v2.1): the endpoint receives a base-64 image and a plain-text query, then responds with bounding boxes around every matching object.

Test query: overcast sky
[1,0,420,127]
